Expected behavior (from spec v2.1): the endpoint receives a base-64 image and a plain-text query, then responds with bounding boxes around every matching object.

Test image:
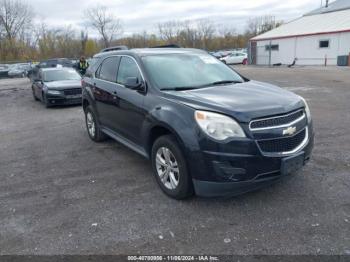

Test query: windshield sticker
[198,55,220,64]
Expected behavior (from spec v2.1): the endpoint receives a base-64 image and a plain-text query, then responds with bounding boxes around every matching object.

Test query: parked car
[0,64,10,78]
[32,67,82,107]
[220,52,248,65]
[8,63,31,78]
[29,58,73,82]
[82,48,314,199]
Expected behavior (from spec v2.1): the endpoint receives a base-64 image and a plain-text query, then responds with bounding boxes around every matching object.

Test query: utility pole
[326,0,329,7]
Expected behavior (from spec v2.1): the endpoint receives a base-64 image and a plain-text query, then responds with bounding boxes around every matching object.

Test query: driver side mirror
[125,77,144,91]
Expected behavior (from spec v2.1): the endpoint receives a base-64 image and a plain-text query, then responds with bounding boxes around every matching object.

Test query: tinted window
[319,40,329,48]
[98,57,119,82]
[117,57,142,85]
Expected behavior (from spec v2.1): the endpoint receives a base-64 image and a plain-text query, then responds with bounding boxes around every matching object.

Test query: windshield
[43,69,81,82]
[142,53,244,90]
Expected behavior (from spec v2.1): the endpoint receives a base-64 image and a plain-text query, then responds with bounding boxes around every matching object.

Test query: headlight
[299,96,312,122]
[47,90,61,95]
[194,111,246,140]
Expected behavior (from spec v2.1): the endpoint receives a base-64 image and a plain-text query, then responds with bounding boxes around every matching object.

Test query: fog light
[213,161,246,182]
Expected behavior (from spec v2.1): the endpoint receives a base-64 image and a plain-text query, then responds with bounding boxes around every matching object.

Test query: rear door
[93,56,120,128]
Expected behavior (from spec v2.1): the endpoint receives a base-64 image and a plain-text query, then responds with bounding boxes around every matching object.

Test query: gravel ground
[0,66,349,255]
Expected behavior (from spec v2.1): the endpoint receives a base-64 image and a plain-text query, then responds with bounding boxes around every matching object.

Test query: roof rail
[151,44,181,48]
[100,46,129,53]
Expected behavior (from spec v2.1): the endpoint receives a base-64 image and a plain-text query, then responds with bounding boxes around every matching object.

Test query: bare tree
[85,5,123,48]
[246,15,283,37]
[197,19,215,49]
[158,21,181,42]
[0,0,33,40]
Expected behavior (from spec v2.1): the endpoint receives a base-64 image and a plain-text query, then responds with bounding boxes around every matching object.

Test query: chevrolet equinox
[82,48,314,199]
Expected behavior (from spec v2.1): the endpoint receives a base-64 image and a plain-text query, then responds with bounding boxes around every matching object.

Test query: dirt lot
[0,66,350,255]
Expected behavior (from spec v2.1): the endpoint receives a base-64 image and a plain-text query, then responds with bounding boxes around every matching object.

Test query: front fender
[142,105,200,155]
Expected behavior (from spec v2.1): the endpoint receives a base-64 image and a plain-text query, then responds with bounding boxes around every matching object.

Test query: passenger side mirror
[125,77,144,91]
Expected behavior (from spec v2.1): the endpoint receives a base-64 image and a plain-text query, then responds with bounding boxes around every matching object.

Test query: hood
[45,80,81,90]
[163,81,304,123]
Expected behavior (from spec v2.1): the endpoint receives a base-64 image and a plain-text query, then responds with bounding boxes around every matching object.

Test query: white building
[249,0,350,66]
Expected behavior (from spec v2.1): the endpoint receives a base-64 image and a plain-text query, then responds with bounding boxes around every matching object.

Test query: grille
[64,88,82,96]
[258,128,306,153]
[250,110,304,129]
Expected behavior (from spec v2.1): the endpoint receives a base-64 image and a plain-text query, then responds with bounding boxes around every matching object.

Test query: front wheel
[151,135,193,199]
[42,93,50,108]
[32,87,39,101]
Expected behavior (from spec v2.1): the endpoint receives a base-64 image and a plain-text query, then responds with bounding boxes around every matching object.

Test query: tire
[151,135,193,199]
[42,93,50,108]
[84,105,106,142]
[32,87,39,101]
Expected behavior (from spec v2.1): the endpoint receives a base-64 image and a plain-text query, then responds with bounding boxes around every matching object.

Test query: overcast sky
[30,0,327,36]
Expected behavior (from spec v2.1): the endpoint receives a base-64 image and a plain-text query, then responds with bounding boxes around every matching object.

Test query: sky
[29,0,328,36]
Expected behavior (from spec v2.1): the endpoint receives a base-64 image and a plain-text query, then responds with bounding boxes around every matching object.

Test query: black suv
[82,48,314,199]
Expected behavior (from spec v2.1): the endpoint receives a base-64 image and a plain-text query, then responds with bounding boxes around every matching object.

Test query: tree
[0,0,33,59]
[158,21,181,42]
[85,5,123,48]
[197,19,215,49]
[0,0,33,40]
[80,30,88,55]
[246,15,283,37]
[84,39,98,57]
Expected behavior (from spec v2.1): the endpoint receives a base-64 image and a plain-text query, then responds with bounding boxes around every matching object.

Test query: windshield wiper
[160,86,201,91]
[209,80,243,85]
[160,80,243,91]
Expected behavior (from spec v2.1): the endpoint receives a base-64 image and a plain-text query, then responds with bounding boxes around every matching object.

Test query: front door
[111,56,145,144]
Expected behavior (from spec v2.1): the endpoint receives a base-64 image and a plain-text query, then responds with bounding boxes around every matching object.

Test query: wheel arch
[146,123,188,159]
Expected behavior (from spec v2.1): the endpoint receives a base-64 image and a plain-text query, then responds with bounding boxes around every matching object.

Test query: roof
[94,48,206,58]
[251,8,350,41]
[40,67,76,72]
[305,0,350,16]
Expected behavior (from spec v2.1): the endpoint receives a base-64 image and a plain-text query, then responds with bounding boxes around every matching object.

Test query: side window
[97,57,119,82]
[117,57,142,86]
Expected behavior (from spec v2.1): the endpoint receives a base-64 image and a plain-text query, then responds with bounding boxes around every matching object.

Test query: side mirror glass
[125,77,143,90]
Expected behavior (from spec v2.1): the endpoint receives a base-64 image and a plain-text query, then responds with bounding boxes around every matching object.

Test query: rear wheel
[84,105,106,142]
[151,135,193,199]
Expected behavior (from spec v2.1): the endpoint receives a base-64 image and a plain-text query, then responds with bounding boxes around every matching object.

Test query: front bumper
[189,126,314,197]
[46,95,82,105]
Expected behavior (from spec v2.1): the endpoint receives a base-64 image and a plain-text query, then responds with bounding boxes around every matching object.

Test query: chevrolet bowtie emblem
[283,126,297,136]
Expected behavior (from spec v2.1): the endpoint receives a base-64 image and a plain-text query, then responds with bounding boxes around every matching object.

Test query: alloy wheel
[86,112,96,138]
[155,147,180,190]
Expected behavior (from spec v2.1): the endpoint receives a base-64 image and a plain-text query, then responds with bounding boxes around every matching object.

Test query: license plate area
[66,94,82,99]
[281,152,305,175]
